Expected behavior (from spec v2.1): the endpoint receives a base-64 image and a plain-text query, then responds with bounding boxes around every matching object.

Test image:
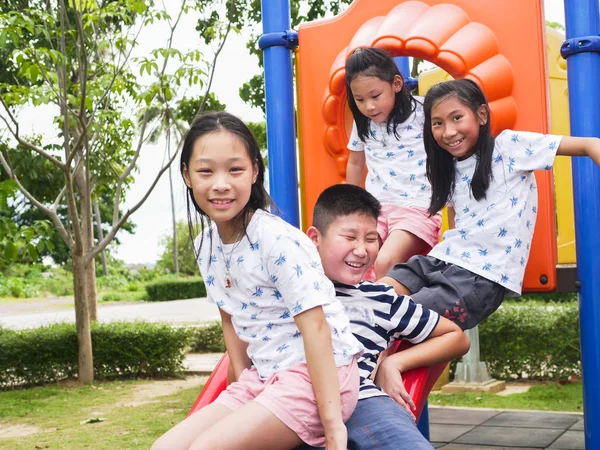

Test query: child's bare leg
[374,230,426,279]
[151,403,232,450]
[190,400,303,450]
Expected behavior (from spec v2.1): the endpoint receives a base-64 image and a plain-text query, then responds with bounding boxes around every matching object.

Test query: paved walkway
[184,353,585,450]
[0,297,220,330]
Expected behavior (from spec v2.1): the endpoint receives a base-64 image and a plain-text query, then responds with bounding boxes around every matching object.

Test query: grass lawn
[430,381,583,412]
[0,377,206,449]
[0,379,583,449]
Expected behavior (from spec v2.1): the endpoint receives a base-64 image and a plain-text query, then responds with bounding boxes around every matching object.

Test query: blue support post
[563,1,600,447]
[393,56,418,91]
[417,403,430,441]
[260,0,300,227]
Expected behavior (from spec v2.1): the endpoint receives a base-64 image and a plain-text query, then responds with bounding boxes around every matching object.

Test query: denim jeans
[294,396,434,450]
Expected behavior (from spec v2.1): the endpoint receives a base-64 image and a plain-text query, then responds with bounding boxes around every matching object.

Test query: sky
[110,0,565,265]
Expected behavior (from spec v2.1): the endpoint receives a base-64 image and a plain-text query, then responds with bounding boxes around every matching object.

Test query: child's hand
[324,421,348,450]
[375,358,416,420]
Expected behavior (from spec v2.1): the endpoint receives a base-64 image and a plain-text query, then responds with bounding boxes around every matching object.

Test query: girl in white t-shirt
[384,78,600,330]
[345,48,441,280]
[152,112,362,450]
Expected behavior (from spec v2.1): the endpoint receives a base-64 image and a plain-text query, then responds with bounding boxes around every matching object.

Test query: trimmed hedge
[145,277,206,301]
[0,322,190,389]
[189,322,226,353]
[479,301,580,380]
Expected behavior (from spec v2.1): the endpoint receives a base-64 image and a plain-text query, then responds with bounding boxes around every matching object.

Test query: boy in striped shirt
[304,184,470,450]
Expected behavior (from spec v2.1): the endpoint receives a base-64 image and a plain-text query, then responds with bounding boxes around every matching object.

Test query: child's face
[350,75,402,123]
[430,95,488,160]
[308,213,379,285]
[183,130,258,237]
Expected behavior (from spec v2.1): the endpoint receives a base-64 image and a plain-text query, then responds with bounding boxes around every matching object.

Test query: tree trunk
[93,199,108,276]
[79,177,98,321]
[72,253,94,384]
[86,255,98,322]
[167,130,179,273]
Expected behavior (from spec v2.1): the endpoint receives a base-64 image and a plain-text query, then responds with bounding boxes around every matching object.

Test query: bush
[512,292,577,303]
[101,292,123,302]
[0,322,190,389]
[479,301,580,380]
[189,322,225,353]
[145,277,206,301]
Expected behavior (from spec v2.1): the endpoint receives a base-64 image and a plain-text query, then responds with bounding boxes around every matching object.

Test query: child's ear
[393,74,404,93]
[182,164,192,188]
[477,104,489,126]
[306,226,321,248]
[252,161,259,184]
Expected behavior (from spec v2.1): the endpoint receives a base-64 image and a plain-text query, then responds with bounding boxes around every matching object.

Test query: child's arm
[346,150,366,185]
[557,136,600,166]
[219,308,251,380]
[294,306,348,450]
[375,317,469,412]
[447,206,456,229]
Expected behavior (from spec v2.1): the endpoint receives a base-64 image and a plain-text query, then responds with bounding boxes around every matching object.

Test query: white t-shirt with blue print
[197,209,363,380]
[428,130,562,296]
[347,98,431,209]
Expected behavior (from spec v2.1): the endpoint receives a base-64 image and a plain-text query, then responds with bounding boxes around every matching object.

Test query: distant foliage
[479,301,580,380]
[0,322,190,389]
[145,277,206,301]
[157,221,200,276]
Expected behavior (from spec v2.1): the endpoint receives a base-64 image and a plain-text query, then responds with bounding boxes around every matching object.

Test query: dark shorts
[387,255,506,330]
[294,396,433,450]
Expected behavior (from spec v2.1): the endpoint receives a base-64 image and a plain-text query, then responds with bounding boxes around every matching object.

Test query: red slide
[187,343,446,422]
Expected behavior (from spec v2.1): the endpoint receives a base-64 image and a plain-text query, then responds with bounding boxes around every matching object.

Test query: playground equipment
[190,0,600,447]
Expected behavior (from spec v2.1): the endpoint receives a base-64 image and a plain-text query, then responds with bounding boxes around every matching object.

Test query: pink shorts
[377,203,442,250]
[214,358,359,447]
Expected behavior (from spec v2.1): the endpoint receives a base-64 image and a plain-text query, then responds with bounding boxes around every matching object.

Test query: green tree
[0,0,236,383]
[156,221,200,276]
[238,0,354,113]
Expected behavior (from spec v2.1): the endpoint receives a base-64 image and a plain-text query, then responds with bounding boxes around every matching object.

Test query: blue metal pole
[417,402,430,441]
[394,56,411,80]
[563,1,600,447]
[261,0,299,227]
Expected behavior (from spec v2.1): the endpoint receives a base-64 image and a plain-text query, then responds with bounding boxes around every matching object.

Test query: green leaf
[5,242,17,261]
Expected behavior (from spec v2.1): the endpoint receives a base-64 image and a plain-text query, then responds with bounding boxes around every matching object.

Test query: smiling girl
[152,112,362,450]
[383,78,600,330]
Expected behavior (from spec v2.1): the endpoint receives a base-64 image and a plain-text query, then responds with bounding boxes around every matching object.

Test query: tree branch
[0,96,65,170]
[193,0,235,123]
[88,139,180,264]
[0,149,73,248]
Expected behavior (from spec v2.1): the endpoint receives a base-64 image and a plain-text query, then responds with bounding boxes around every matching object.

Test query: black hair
[180,111,273,253]
[345,47,417,143]
[313,184,381,235]
[423,79,495,215]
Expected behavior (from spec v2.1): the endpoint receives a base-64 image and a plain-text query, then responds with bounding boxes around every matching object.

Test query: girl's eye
[230,167,244,173]
[432,121,442,127]
[366,238,378,244]
[342,235,354,241]
[198,169,212,174]
[453,115,463,121]
[372,94,380,99]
